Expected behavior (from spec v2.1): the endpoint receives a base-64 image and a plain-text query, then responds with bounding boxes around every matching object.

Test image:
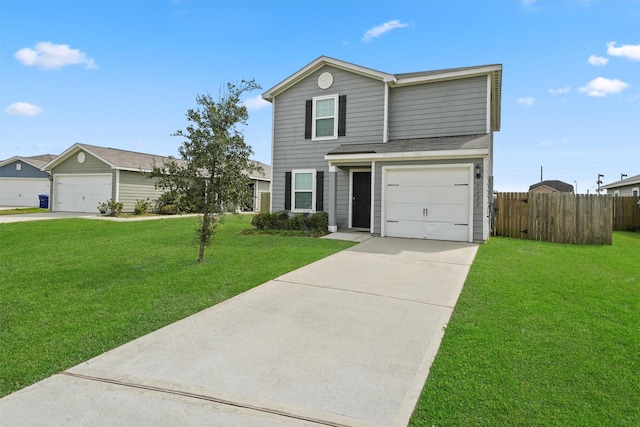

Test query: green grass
[0,208,48,215]
[0,214,355,397]
[410,232,640,426]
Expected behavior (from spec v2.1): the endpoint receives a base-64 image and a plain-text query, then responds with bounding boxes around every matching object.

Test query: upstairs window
[305,95,346,140]
[313,95,338,140]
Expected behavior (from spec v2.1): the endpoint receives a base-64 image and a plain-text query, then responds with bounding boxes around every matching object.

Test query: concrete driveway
[0,235,478,427]
[0,210,98,223]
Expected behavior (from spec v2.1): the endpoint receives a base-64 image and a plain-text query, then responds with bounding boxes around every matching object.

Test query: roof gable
[262,56,395,102]
[262,56,502,131]
[0,154,57,169]
[42,143,175,172]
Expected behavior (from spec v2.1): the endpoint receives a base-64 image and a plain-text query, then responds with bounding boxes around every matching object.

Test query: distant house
[0,154,56,207]
[41,143,271,213]
[601,174,640,197]
[529,180,574,194]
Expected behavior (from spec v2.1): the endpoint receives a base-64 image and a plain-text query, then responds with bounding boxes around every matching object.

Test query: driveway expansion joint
[273,278,457,309]
[59,371,348,427]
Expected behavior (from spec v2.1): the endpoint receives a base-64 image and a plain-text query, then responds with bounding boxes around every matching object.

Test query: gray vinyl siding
[51,151,116,200]
[388,76,487,139]
[372,158,486,242]
[271,65,385,211]
[0,161,49,178]
[118,170,165,212]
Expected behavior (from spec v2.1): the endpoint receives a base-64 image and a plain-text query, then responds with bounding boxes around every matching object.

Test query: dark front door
[352,171,371,228]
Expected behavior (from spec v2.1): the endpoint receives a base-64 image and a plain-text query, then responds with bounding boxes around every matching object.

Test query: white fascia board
[263,56,395,101]
[392,65,503,87]
[0,156,41,169]
[324,148,489,163]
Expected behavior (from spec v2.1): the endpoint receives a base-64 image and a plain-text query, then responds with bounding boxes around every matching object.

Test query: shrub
[134,198,152,215]
[309,211,328,233]
[289,213,309,231]
[97,199,123,217]
[159,204,178,215]
[251,210,329,234]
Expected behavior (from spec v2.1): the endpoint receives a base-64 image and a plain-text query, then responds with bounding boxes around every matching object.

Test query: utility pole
[574,180,578,194]
[621,173,627,181]
[597,174,604,194]
[540,165,543,182]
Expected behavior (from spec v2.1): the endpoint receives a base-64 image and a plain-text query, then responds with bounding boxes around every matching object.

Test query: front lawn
[0,208,48,215]
[0,215,355,398]
[410,232,639,426]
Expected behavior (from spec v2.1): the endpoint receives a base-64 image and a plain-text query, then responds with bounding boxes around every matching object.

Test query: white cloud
[578,77,629,97]
[588,55,608,66]
[5,102,43,116]
[549,86,571,95]
[243,95,270,110]
[606,42,640,61]
[14,42,97,70]
[539,140,552,147]
[518,97,535,106]
[362,20,410,42]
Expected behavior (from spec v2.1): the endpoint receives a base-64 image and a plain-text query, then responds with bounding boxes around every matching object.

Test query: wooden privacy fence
[260,192,271,213]
[493,192,619,245]
[612,196,640,231]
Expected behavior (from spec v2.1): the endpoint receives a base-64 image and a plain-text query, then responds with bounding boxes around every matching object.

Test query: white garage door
[54,174,112,213]
[384,166,472,242]
[0,178,51,207]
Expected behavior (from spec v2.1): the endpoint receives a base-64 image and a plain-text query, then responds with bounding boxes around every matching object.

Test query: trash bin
[38,194,49,209]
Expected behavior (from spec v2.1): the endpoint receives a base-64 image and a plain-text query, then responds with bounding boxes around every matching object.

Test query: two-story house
[262,56,502,243]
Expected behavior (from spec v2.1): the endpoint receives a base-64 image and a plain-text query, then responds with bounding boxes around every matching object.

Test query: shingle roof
[326,134,490,156]
[0,154,57,169]
[601,173,640,189]
[529,180,574,193]
[42,143,270,181]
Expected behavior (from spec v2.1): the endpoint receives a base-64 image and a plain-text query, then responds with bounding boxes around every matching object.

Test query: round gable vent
[77,152,86,164]
[318,72,333,89]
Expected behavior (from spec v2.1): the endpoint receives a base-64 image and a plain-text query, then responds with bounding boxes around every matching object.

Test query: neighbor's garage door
[384,166,472,242]
[0,178,50,207]
[53,174,112,212]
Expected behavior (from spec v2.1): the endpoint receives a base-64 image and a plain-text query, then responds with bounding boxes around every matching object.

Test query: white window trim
[632,187,639,197]
[613,190,620,197]
[312,94,338,141]
[291,169,316,213]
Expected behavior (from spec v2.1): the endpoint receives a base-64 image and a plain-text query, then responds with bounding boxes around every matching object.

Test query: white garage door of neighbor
[54,174,112,213]
[384,167,472,242]
[0,178,50,207]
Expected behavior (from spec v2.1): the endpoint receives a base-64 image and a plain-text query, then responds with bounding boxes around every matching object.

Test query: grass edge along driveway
[410,232,639,427]
[0,215,355,398]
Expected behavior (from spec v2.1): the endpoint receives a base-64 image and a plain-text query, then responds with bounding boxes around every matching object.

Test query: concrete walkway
[0,235,478,427]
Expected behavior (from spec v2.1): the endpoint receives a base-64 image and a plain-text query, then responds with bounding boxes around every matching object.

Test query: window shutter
[304,100,312,139]
[316,171,324,212]
[284,172,292,210]
[338,95,347,137]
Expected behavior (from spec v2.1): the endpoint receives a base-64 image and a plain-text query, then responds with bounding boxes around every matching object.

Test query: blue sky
[2,0,639,193]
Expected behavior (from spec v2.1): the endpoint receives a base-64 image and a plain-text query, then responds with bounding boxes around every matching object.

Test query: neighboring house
[602,174,640,197]
[245,162,271,212]
[0,154,56,207]
[262,56,502,242]
[41,143,271,213]
[529,180,574,194]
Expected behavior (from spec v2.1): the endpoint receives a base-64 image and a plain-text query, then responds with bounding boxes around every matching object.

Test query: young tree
[151,79,262,262]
